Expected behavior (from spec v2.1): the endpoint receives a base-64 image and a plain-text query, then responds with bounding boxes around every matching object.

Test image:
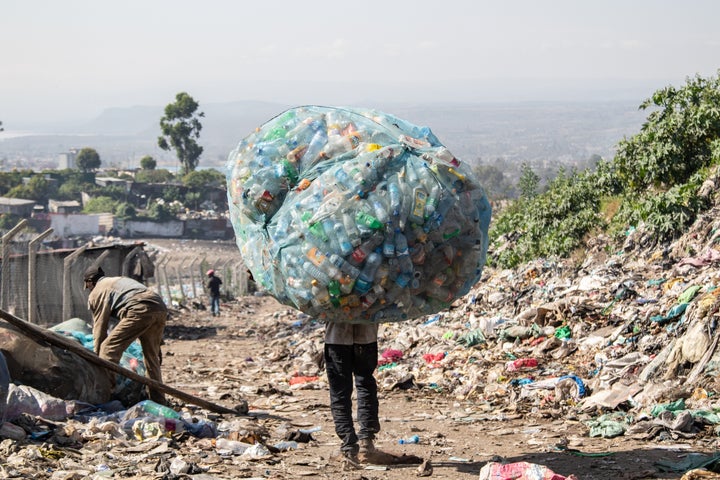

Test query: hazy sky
[2,0,719,126]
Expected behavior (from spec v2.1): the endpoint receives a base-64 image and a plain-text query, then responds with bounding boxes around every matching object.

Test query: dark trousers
[324,342,380,453]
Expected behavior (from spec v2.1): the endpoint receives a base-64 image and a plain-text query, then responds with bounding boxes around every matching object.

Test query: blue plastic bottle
[333,222,353,256]
[382,224,395,257]
[398,434,420,445]
[354,252,382,295]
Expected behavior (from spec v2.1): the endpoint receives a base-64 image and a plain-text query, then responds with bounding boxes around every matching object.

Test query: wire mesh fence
[0,221,248,327]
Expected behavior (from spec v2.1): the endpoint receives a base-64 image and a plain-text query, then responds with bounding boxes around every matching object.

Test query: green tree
[6,175,53,202]
[162,185,183,203]
[140,155,157,170]
[0,121,3,132]
[76,147,102,172]
[613,72,720,192]
[182,168,224,189]
[135,169,175,184]
[185,191,201,210]
[114,202,136,220]
[83,196,119,214]
[518,162,540,200]
[146,201,175,222]
[0,214,22,231]
[0,170,30,196]
[158,92,205,175]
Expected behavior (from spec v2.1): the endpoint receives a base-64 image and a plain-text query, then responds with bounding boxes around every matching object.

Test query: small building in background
[0,197,36,216]
[48,199,82,214]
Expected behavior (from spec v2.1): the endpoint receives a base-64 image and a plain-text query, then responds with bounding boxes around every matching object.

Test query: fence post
[189,258,198,299]
[62,244,88,321]
[160,257,172,305]
[1,219,28,310]
[155,255,167,303]
[235,261,248,297]
[175,259,186,303]
[27,228,53,324]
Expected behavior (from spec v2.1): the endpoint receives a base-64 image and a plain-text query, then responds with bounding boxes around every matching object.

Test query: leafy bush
[490,71,720,268]
[83,196,119,214]
[490,169,602,268]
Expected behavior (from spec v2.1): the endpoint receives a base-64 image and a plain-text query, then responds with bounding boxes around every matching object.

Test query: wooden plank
[0,307,239,415]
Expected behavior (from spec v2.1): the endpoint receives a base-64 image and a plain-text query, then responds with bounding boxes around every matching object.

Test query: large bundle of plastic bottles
[226,106,491,323]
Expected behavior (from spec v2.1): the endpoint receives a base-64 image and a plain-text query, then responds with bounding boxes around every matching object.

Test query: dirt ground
[156,293,719,480]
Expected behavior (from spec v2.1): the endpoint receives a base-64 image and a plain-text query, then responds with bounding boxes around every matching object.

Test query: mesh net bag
[226,106,491,323]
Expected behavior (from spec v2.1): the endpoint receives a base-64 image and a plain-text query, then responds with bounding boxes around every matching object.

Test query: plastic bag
[227,106,491,323]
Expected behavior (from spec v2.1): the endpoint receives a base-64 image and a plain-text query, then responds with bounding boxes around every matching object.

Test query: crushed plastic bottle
[398,434,420,445]
[215,437,253,455]
[227,106,492,324]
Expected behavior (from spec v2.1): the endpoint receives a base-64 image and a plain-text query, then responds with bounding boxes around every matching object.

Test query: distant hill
[0,99,649,173]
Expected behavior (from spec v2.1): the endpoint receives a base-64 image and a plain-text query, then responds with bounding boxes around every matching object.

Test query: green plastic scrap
[655,452,720,473]
[690,409,720,424]
[456,328,485,347]
[650,303,689,324]
[586,412,633,438]
[650,398,686,417]
[678,285,702,304]
[587,420,626,438]
[377,362,397,372]
[647,278,667,286]
[601,299,616,316]
[554,325,572,339]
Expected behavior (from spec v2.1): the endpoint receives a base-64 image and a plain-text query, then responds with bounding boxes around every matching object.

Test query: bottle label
[306,247,327,267]
[411,189,427,219]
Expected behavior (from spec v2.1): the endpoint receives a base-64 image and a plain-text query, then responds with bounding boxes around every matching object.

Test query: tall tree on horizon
[76,147,102,172]
[157,92,204,175]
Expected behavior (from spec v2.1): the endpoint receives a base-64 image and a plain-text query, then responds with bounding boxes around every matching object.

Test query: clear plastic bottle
[382,224,395,257]
[397,167,411,230]
[342,210,362,247]
[273,440,299,451]
[322,132,359,157]
[395,231,414,274]
[349,232,384,266]
[321,218,341,253]
[300,128,328,169]
[215,437,253,455]
[368,192,390,224]
[408,186,428,225]
[310,281,332,309]
[303,261,331,286]
[333,222,353,256]
[388,176,402,218]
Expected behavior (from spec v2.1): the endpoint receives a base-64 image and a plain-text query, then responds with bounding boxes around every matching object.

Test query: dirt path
[157,295,713,480]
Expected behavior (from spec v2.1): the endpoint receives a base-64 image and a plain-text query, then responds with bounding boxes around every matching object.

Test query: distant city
[0,99,650,179]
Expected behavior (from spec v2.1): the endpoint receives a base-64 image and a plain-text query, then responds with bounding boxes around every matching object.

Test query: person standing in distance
[206,269,223,316]
[84,265,168,404]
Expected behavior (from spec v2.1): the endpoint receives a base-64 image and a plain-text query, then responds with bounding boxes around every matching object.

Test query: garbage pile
[226,106,491,323]
[247,169,720,443]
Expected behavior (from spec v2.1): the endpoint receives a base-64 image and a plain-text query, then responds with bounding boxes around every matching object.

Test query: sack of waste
[226,105,491,323]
